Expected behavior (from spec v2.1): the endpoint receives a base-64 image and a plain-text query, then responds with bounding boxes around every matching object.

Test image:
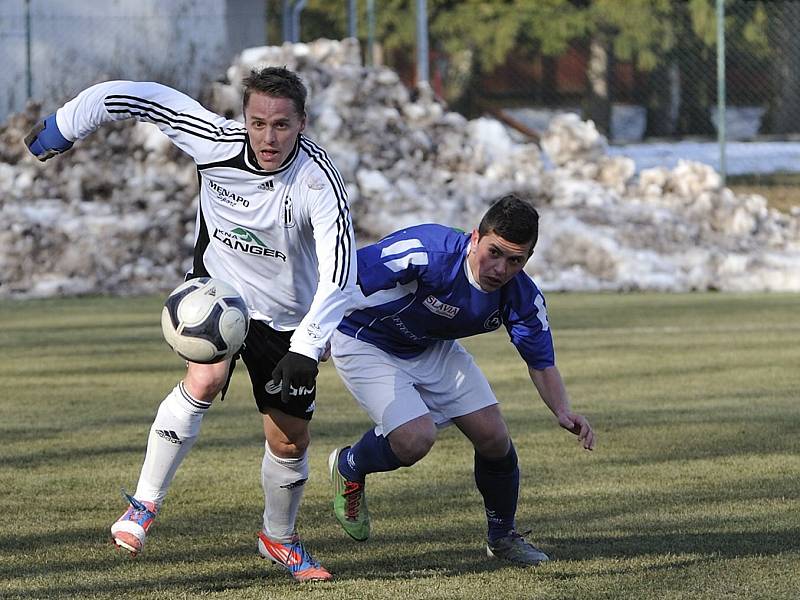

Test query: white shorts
[331,329,498,436]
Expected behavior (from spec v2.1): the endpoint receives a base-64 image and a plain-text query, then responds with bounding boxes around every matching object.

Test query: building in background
[0,0,265,122]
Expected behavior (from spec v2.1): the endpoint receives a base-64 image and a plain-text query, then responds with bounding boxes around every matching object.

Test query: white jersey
[55,80,356,361]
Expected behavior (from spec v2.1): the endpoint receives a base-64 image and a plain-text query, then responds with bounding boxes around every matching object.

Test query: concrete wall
[0,0,266,122]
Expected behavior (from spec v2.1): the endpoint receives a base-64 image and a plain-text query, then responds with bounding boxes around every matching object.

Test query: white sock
[261,442,308,542]
[134,382,210,506]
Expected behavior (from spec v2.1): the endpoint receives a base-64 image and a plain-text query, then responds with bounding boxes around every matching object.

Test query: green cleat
[486,530,550,566]
[328,447,370,541]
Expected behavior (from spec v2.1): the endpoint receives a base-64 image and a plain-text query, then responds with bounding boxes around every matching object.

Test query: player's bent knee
[268,440,308,459]
[389,430,436,466]
[183,374,225,401]
[473,433,511,459]
[184,361,230,401]
[263,411,311,458]
[266,432,310,459]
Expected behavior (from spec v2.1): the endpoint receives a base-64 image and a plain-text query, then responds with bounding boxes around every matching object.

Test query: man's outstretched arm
[529,365,595,451]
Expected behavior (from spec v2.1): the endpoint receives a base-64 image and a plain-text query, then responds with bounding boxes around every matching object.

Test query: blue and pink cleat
[257,530,332,582]
[110,491,158,557]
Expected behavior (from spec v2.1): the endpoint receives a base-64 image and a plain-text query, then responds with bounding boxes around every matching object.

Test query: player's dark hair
[242,66,307,117]
[478,194,539,251]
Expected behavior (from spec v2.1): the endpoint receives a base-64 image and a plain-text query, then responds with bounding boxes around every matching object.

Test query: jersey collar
[243,134,301,174]
[464,242,490,293]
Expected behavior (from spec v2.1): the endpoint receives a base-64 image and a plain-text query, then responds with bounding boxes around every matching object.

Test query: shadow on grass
[1,442,147,469]
[0,320,158,335]
[3,458,798,596]
[503,397,797,463]
[550,527,800,562]
[2,517,795,599]
[0,522,510,600]
[3,567,269,600]
[19,362,182,378]
[1,416,377,470]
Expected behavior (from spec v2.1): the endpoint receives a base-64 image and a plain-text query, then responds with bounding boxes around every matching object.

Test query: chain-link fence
[290,0,800,181]
[2,1,798,152]
[312,0,798,145]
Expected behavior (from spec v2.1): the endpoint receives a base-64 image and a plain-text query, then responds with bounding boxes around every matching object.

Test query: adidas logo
[258,180,275,192]
[156,429,182,445]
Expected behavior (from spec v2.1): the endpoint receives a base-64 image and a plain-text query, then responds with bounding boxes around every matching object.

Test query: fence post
[415,0,429,85]
[716,0,726,184]
[291,0,307,42]
[367,0,375,65]
[25,0,32,100]
[348,0,357,39]
[282,0,293,42]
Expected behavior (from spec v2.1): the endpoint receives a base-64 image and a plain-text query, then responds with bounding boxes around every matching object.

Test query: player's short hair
[478,194,539,251]
[242,66,307,117]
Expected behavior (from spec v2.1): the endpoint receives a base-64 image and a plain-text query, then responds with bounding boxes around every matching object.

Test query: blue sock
[474,442,519,544]
[338,428,403,483]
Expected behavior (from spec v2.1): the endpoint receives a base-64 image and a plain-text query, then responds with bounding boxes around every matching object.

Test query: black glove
[24,113,74,161]
[271,351,319,404]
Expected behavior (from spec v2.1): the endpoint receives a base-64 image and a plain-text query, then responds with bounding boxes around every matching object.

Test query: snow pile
[534,115,800,291]
[1,39,799,297]
[0,105,197,296]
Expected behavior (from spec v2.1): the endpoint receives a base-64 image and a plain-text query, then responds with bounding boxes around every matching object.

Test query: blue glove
[24,113,73,161]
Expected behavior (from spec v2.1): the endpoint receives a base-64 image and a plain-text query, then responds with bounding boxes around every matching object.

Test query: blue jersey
[338,224,555,369]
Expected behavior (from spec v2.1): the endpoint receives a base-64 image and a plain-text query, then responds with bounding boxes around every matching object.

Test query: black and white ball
[161,277,249,364]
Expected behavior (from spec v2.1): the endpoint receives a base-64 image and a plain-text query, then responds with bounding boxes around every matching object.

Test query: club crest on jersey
[282,197,295,228]
[306,175,326,191]
[423,295,460,319]
[484,309,502,330]
[306,322,322,340]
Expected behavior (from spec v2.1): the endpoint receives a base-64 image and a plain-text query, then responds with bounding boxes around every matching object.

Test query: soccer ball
[161,277,249,364]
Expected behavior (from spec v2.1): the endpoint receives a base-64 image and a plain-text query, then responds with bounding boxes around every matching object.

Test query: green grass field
[1,293,798,599]
[729,172,800,214]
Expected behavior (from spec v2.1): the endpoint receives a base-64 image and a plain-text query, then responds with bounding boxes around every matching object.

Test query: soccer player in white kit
[25,67,356,581]
[328,195,594,566]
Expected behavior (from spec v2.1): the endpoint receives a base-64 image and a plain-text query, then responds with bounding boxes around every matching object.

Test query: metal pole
[291,0,307,42]
[25,0,32,100]
[282,0,292,42]
[415,0,429,84]
[348,0,357,39]
[264,0,269,44]
[367,0,375,66]
[716,0,726,184]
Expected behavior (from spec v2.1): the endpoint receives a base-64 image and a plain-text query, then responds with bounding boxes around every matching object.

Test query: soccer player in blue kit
[328,194,595,566]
